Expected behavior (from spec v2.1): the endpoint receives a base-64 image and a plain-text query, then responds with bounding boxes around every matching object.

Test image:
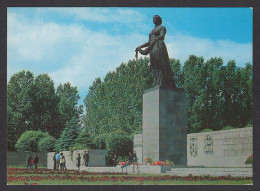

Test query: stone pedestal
[142,86,187,165]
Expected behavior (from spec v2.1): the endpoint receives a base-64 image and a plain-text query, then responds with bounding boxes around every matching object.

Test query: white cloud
[8,12,147,89]
[7,10,252,105]
[166,34,252,67]
[40,7,147,24]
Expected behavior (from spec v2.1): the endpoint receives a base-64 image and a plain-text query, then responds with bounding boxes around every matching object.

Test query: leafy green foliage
[105,131,133,158]
[8,55,252,155]
[38,136,57,152]
[29,74,59,136]
[7,71,35,151]
[69,144,87,151]
[7,71,83,151]
[182,56,252,133]
[84,58,154,136]
[56,82,83,132]
[15,130,53,152]
[55,118,80,151]
[199,129,213,133]
[91,133,108,150]
[74,131,93,149]
[222,126,235,130]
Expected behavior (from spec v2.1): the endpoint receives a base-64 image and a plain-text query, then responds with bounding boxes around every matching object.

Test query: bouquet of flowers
[144,156,153,164]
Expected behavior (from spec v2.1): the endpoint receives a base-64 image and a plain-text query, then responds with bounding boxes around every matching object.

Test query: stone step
[165,171,252,177]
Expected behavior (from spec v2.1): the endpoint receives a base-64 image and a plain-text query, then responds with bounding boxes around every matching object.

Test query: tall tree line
[7,55,252,152]
[84,56,252,135]
[7,71,83,151]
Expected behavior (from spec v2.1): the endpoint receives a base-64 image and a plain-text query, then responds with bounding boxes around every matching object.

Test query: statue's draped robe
[147,25,176,89]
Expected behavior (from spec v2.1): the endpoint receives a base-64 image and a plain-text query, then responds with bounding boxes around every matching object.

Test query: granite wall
[8,151,47,167]
[187,127,253,167]
[47,149,106,170]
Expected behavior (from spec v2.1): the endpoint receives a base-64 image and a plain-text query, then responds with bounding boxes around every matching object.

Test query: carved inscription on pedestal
[189,138,198,157]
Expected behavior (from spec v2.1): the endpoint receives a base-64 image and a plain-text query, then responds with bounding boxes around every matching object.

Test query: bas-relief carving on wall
[189,137,198,157]
[204,135,214,155]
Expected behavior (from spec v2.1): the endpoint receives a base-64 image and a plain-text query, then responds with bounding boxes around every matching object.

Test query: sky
[7,7,253,105]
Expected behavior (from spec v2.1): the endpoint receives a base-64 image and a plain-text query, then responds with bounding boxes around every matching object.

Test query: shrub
[222,126,235,130]
[105,131,132,158]
[91,133,108,149]
[70,144,87,151]
[245,124,252,128]
[15,130,50,152]
[38,136,56,152]
[200,128,213,133]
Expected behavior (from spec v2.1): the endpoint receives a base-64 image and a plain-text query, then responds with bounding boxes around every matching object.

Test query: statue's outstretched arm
[136,41,150,50]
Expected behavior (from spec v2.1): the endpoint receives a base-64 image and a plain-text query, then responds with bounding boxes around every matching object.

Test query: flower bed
[7,167,252,185]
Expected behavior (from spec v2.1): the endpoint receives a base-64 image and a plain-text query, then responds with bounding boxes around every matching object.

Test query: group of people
[53,150,89,170]
[53,151,66,170]
[26,154,39,169]
[76,151,89,169]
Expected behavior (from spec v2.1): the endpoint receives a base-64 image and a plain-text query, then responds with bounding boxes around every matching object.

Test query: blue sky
[7,7,252,105]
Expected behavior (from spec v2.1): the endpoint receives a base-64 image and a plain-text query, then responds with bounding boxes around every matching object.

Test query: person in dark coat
[83,151,89,167]
[76,153,81,170]
[132,151,137,164]
[34,154,39,169]
[128,152,133,163]
[26,154,32,169]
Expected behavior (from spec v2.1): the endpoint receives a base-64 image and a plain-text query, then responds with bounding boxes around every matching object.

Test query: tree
[182,55,205,133]
[55,117,80,151]
[29,74,59,137]
[170,58,184,88]
[74,130,93,149]
[38,136,57,152]
[84,58,154,136]
[7,71,34,151]
[8,71,84,151]
[56,82,83,128]
[15,130,52,152]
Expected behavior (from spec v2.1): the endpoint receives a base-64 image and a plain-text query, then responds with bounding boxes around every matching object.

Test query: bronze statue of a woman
[136,15,176,89]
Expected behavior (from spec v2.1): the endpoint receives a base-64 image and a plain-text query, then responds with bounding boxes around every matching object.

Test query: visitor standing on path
[30,158,34,169]
[60,153,64,170]
[53,152,57,170]
[34,154,39,169]
[132,151,137,164]
[26,154,32,169]
[128,152,133,163]
[83,151,89,167]
[112,154,117,167]
[55,151,61,170]
[62,155,66,170]
[76,153,81,170]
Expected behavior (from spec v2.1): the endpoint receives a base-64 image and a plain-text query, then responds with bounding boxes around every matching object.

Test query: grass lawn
[7,167,253,185]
